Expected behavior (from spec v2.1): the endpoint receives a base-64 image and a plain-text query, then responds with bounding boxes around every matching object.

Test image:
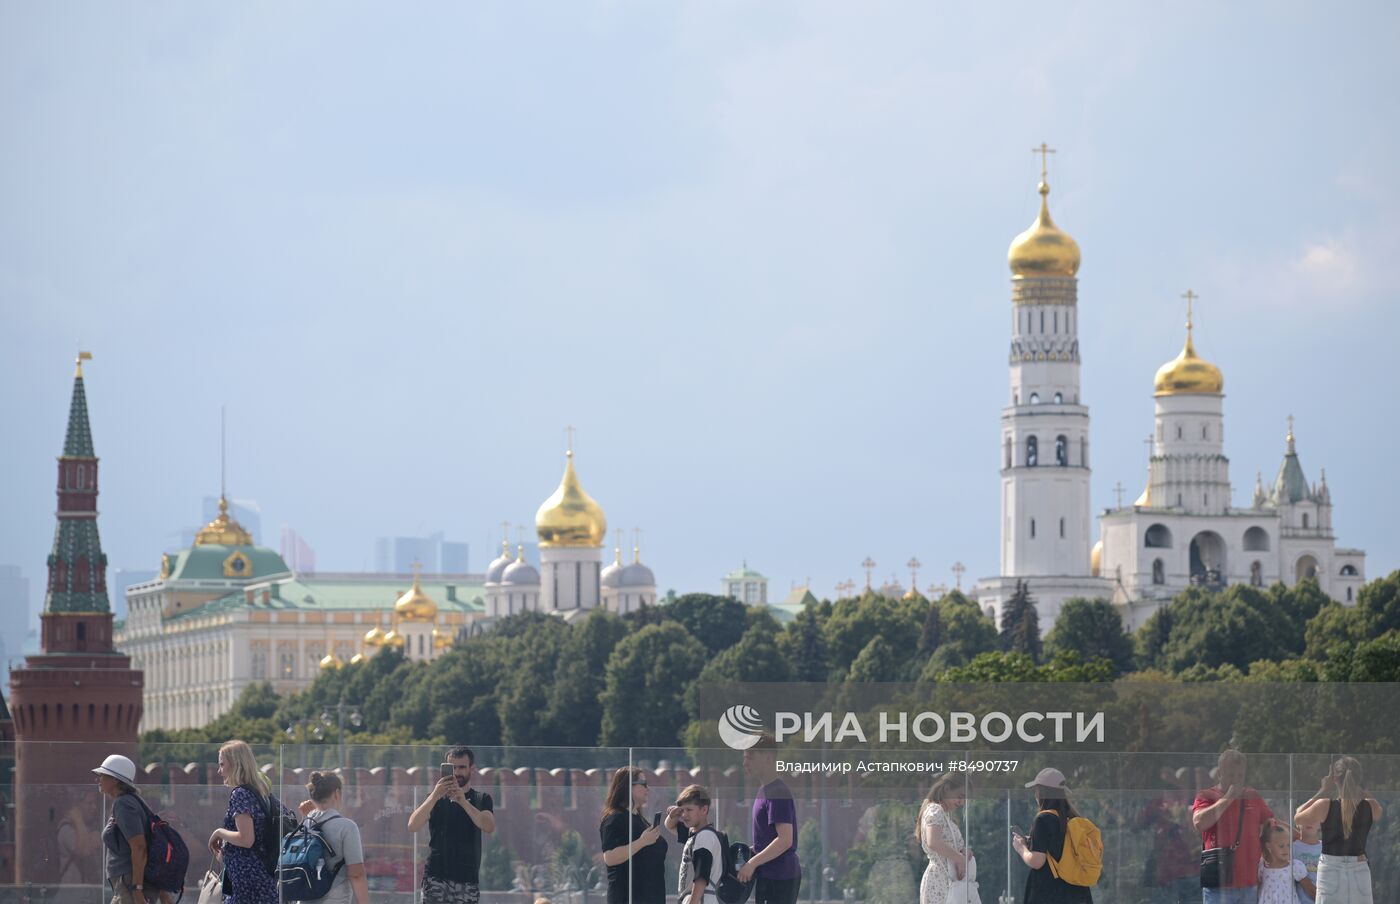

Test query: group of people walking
[96,741,1381,904]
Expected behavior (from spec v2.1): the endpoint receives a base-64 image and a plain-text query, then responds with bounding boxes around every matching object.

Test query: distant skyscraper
[441,540,469,574]
[281,527,317,573]
[374,531,469,574]
[0,565,30,668]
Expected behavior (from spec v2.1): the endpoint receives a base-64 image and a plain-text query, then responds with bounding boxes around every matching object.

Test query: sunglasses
[632,780,648,787]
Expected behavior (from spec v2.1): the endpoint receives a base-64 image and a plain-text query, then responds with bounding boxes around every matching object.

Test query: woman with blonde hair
[1295,757,1382,903]
[208,741,287,904]
[917,772,972,904]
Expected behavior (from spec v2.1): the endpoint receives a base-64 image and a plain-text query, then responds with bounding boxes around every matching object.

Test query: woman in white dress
[917,773,971,904]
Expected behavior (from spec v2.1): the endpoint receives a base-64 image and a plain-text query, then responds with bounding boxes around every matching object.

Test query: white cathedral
[975,168,1365,632]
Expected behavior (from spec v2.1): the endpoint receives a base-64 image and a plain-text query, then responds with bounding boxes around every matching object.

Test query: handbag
[948,851,982,904]
[197,860,224,904]
[1200,798,1246,889]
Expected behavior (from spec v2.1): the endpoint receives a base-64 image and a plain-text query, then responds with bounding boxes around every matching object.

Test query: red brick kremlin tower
[8,354,144,885]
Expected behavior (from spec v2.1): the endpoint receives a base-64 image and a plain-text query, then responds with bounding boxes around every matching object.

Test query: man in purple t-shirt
[737,734,801,904]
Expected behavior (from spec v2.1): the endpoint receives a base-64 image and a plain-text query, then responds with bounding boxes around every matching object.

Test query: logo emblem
[717,704,764,750]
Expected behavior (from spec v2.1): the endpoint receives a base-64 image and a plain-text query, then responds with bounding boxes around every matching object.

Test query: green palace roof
[162,544,293,583]
[165,575,486,623]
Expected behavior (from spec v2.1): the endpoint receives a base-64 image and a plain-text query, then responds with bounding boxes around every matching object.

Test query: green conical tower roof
[44,354,110,614]
[1270,420,1312,506]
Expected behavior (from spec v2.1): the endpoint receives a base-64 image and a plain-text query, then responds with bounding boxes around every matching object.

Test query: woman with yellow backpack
[1011,767,1102,904]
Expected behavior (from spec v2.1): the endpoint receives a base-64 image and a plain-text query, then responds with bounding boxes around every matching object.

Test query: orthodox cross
[907,557,921,591]
[951,561,966,591]
[861,557,876,591]
[1181,289,1198,333]
[1032,142,1056,179]
[1114,481,1125,509]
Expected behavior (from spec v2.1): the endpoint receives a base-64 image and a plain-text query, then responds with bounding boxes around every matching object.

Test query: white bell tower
[999,145,1093,579]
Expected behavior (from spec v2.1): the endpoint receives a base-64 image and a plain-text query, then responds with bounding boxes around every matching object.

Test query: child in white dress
[1258,821,1309,904]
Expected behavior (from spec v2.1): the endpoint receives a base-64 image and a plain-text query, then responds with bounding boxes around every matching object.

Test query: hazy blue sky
[2,2,1397,618]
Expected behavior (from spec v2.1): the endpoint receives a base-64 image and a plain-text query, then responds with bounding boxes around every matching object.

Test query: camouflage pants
[420,874,481,904]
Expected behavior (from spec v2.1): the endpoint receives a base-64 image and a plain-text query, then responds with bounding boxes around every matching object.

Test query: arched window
[1302,513,1310,529]
[1059,517,1065,538]
[1340,564,1358,576]
[1055,435,1068,466]
[1080,436,1088,467]
[1144,524,1173,548]
[1347,587,1353,602]
[1152,559,1165,585]
[1026,436,1038,467]
[1053,392,1063,404]
[1029,392,1040,405]
[1030,518,1037,539]
[1005,437,1013,468]
[1202,424,1209,440]
[1243,527,1270,551]
[76,465,86,489]
[1176,425,1183,439]
[1250,561,1263,587]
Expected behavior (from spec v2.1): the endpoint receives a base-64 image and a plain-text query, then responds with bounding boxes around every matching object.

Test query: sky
[2,1,1398,621]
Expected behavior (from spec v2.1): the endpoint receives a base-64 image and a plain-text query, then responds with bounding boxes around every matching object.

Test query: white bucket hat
[93,754,137,785]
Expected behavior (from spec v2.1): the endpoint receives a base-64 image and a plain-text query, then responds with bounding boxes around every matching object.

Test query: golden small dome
[319,650,343,670]
[195,495,254,546]
[363,625,387,647]
[394,572,438,622]
[1008,181,1080,279]
[902,586,927,602]
[432,627,453,650]
[1090,540,1103,577]
[535,451,607,548]
[381,628,405,648]
[1154,326,1223,396]
[349,652,365,665]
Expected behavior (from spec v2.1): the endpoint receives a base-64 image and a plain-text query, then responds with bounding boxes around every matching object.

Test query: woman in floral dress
[918,773,970,904]
[208,740,282,904]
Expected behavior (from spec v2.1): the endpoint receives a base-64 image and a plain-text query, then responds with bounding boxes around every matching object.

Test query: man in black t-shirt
[408,745,497,904]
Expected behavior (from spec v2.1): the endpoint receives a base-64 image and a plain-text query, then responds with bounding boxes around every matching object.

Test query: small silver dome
[485,549,513,585]
[502,559,540,585]
[620,562,655,587]
[601,559,625,589]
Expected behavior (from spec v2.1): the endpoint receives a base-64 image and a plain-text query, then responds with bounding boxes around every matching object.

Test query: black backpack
[130,795,191,901]
[696,827,754,904]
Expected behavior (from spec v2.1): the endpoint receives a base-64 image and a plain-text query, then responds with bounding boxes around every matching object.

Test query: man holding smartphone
[408,745,496,904]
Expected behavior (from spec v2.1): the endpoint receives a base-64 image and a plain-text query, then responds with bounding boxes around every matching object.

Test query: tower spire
[46,355,111,615]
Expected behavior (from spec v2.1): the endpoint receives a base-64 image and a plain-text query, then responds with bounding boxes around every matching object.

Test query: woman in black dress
[1011,768,1092,904]
[599,766,668,904]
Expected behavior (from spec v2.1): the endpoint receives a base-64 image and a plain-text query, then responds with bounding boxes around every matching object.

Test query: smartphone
[652,812,662,828]
[441,763,453,779]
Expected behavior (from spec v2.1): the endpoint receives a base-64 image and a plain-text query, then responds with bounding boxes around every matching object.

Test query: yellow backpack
[1041,811,1103,887]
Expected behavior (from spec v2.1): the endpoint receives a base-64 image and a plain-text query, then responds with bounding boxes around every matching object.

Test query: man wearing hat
[95,754,159,904]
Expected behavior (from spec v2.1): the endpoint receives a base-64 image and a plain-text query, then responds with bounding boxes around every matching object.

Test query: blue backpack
[277,815,345,901]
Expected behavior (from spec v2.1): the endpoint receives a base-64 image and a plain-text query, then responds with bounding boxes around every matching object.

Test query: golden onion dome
[394,572,438,622]
[349,652,365,665]
[381,627,405,648]
[194,495,254,546]
[432,627,453,650]
[1154,323,1223,396]
[535,450,607,548]
[1008,181,1080,279]
[363,624,387,647]
[319,650,343,670]
[902,585,927,602]
[1090,540,1103,577]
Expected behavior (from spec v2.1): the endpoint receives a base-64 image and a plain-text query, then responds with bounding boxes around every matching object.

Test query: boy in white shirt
[676,785,724,904]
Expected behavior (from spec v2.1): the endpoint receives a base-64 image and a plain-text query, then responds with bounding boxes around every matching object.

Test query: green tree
[848,636,901,682]
[662,594,751,655]
[937,650,1113,683]
[1358,570,1400,638]
[777,604,831,682]
[1270,579,1330,654]
[1045,598,1133,675]
[547,610,631,746]
[395,640,502,744]
[919,591,997,676]
[823,594,924,675]
[600,622,706,747]
[1139,584,1295,674]
[1304,603,1364,660]
[917,602,942,654]
[496,613,571,746]
[998,580,1042,661]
